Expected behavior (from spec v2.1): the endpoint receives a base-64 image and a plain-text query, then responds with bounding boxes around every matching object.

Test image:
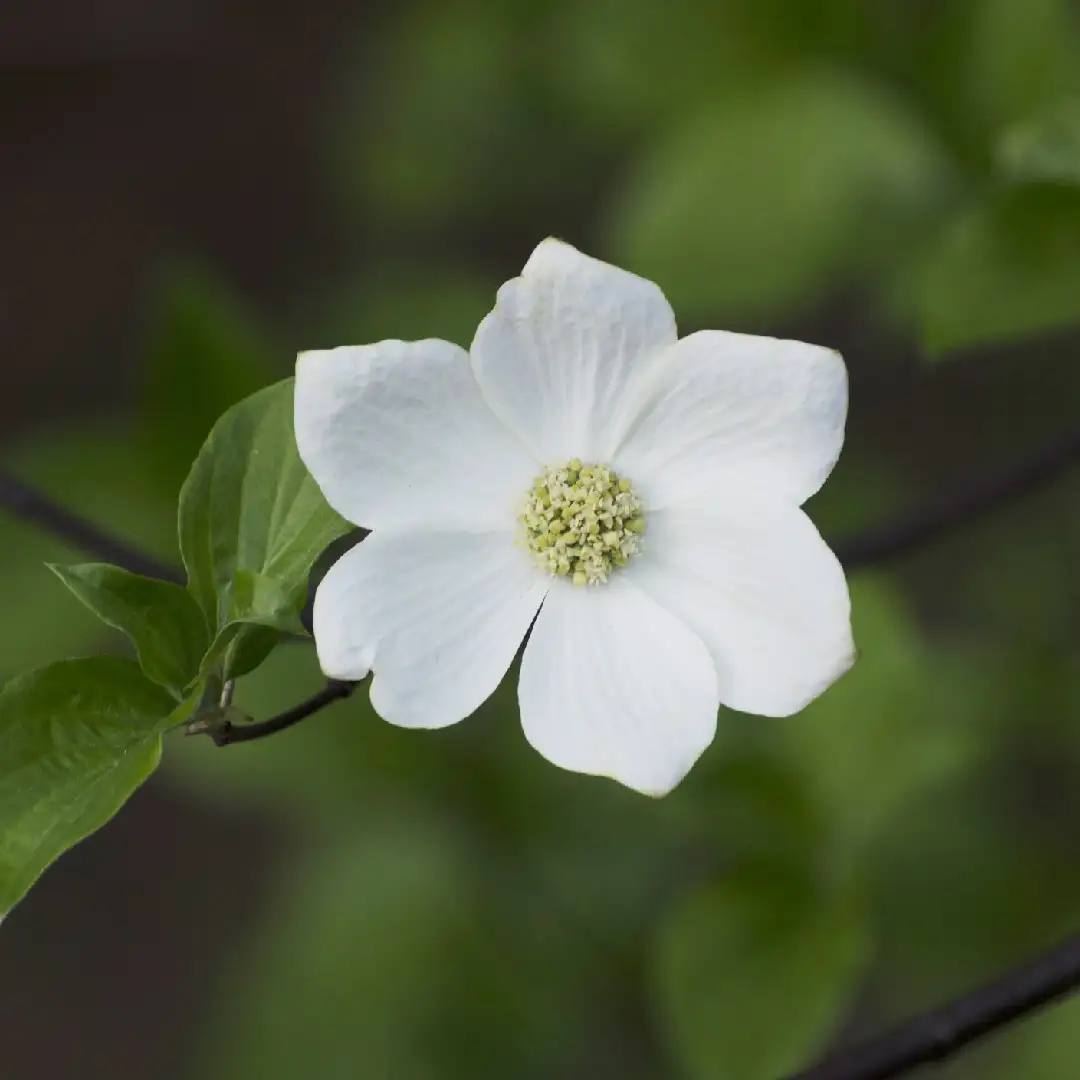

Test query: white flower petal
[628,502,854,717]
[295,340,537,531]
[616,330,847,509]
[471,238,678,464]
[312,530,547,728]
[518,577,719,795]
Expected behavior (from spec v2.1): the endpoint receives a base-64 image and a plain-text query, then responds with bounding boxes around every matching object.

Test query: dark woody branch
[203,678,357,745]
[4,425,1080,749]
[784,930,1080,1080]
[0,472,182,583]
[6,427,1080,587]
[5,430,1080,1080]
[832,427,1080,569]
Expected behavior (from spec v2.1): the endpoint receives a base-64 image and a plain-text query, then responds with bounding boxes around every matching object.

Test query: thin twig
[0,471,181,582]
[208,679,356,746]
[833,427,1080,569]
[786,931,1080,1080]
[6,430,1080,586]
[6,429,1080,1074]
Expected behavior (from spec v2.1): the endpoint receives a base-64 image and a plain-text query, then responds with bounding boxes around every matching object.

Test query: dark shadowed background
[4,1,1080,1078]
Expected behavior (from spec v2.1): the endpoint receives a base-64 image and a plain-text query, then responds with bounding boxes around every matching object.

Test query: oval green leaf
[654,863,870,1080]
[47,563,210,693]
[0,657,180,916]
[607,70,950,321]
[178,379,350,675]
[193,824,575,1080]
[200,570,309,680]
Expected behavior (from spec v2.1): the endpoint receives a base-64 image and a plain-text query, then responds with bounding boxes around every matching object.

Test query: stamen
[519,461,645,585]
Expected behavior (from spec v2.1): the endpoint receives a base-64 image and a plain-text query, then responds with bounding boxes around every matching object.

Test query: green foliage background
[5,1,1080,1077]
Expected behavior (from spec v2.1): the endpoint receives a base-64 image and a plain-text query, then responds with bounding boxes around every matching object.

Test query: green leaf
[178,379,350,675]
[607,70,951,321]
[0,423,177,681]
[654,863,870,1080]
[193,824,576,1080]
[777,579,979,851]
[869,774,1080,1014]
[140,262,281,490]
[47,563,209,693]
[200,570,308,679]
[919,185,1080,355]
[551,0,788,135]
[0,657,180,915]
[711,580,977,860]
[689,757,826,870]
[998,98,1080,187]
[330,2,595,232]
[964,0,1080,130]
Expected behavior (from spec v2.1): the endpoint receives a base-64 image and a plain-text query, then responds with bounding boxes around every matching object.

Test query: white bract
[295,239,854,796]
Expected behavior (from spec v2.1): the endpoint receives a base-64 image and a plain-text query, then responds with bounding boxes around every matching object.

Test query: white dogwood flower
[294,239,854,795]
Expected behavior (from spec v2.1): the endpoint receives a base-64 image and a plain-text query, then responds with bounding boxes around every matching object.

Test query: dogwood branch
[5,428,1080,1070]
[206,679,357,745]
[832,426,1080,569]
[5,427,1080,586]
[0,471,181,582]
[785,930,1080,1080]
[4,426,1080,751]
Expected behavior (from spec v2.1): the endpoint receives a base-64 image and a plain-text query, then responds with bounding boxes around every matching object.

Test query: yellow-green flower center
[519,460,645,586]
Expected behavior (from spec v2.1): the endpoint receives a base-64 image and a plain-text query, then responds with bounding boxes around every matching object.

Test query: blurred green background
[4,0,1080,1077]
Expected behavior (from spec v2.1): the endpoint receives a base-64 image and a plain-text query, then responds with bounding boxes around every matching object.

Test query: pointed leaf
[200,570,309,680]
[192,824,576,1080]
[607,71,950,321]
[48,563,209,692]
[178,379,350,672]
[655,863,870,1080]
[778,579,978,850]
[0,657,181,916]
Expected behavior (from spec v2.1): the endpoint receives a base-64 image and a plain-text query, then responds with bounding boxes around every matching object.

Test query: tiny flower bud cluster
[520,460,645,585]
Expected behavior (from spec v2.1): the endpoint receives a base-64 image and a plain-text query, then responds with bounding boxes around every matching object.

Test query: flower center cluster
[519,460,645,586]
